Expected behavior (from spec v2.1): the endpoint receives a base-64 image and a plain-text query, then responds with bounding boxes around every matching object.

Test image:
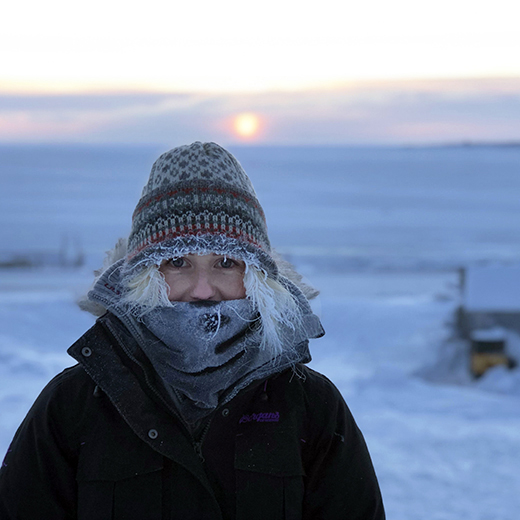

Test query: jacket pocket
[235,431,305,520]
[76,442,163,520]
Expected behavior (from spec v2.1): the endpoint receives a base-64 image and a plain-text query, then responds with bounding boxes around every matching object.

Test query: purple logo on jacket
[239,412,280,424]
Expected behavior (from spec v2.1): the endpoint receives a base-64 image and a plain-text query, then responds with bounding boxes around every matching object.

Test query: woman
[0,142,385,519]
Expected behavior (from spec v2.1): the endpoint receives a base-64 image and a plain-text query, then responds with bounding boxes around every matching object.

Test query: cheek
[159,270,184,300]
[160,272,174,297]
[223,273,247,299]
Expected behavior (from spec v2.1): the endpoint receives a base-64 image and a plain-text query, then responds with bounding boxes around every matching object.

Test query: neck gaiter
[88,260,321,422]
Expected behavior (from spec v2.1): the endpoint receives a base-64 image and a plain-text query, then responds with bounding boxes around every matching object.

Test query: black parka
[0,314,385,520]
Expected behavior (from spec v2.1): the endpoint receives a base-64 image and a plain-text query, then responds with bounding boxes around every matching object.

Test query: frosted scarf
[88,260,322,423]
[136,300,278,418]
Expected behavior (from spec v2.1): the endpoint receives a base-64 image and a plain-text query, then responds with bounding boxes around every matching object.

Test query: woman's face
[159,253,247,302]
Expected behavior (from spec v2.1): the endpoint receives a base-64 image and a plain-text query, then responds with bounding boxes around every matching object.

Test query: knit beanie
[125,142,278,277]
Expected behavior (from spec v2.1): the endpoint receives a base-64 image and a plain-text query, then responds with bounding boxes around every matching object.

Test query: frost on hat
[126,142,277,277]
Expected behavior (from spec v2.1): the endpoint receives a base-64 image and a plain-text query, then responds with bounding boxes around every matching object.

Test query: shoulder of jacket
[33,364,96,410]
[46,363,93,388]
[35,323,110,416]
[296,365,345,403]
[286,365,355,438]
[15,363,97,454]
[268,364,343,400]
[266,365,348,425]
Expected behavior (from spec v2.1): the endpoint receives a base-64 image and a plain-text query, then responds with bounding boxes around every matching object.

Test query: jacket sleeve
[0,368,84,519]
[302,372,385,520]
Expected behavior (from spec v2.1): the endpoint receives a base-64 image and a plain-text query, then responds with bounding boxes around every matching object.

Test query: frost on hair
[120,264,172,311]
[243,266,303,356]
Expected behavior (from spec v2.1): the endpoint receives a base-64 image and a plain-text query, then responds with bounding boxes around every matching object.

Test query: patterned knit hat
[126,142,277,277]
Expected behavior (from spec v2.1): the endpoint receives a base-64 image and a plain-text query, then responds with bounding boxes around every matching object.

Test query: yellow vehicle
[470,328,517,378]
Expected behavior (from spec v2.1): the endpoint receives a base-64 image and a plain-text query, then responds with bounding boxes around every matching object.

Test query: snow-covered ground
[1,145,520,519]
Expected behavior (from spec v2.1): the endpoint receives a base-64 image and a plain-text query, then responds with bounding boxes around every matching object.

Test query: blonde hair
[120,263,303,356]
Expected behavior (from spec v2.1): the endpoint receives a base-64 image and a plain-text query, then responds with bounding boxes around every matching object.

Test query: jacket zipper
[192,417,212,463]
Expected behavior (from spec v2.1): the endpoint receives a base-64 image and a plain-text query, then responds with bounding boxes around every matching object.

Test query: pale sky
[3,0,520,92]
[2,0,520,144]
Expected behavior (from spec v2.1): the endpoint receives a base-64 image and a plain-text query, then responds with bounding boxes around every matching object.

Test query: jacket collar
[68,314,216,493]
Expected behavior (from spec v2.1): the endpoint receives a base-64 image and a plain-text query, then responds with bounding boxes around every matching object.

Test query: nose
[190,271,217,301]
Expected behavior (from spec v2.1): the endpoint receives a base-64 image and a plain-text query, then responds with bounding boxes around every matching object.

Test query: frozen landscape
[1,144,520,519]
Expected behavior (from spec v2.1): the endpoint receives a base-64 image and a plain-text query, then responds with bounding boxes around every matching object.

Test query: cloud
[0,92,189,111]
[1,78,520,145]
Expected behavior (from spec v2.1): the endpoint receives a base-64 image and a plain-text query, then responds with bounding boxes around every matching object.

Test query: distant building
[0,236,84,269]
[458,264,519,377]
[459,264,520,336]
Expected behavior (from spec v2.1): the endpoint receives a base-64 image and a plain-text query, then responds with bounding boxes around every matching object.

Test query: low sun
[233,113,261,139]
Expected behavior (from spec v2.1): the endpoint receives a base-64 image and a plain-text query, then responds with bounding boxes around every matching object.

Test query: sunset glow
[2,0,520,144]
[233,113,261,139]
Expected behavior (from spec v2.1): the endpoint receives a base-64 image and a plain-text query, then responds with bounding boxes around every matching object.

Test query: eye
[168,257,185,268]
[219,257,236,269]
